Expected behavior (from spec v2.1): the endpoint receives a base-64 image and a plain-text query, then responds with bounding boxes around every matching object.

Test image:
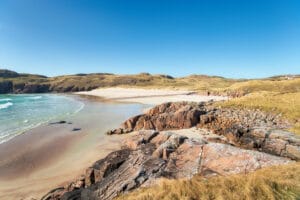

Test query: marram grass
[116,163,300,200]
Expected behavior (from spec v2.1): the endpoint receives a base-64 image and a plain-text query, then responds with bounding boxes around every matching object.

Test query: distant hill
[0,69,299,96]
[0,69,47,78]
[0,69,20,78]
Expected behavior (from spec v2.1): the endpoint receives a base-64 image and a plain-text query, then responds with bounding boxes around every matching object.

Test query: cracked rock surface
[43,102,299,200]
[107,102,299,160]
[43,129,293,200]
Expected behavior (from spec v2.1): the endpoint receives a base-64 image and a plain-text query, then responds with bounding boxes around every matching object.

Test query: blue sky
[0,0,299,78]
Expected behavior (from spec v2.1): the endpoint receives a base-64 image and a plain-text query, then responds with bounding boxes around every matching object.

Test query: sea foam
[0,94,84,144]
[0,98,12,102]
[0,102,13,110]
[27,96,42,100]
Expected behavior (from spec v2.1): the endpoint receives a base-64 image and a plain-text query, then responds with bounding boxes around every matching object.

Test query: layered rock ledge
[43,129,294,200]
[43,102,300,200]
[107,102,299,160]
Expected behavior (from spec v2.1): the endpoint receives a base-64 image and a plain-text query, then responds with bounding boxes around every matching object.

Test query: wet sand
[0,95,145,199]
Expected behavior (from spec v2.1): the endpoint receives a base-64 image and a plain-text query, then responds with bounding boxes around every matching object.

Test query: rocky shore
[42,102,300,200]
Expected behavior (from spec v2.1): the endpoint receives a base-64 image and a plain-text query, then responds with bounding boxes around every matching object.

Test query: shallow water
[0,95,148,199]
[0,94,86,143]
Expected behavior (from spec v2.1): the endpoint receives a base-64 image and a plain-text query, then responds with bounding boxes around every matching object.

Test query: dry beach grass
[217,92,300,135]
[117,163,300,200]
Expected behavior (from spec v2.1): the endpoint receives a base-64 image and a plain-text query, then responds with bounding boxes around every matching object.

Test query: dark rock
[72,128,81,131]
[13,82,25,93]
[0,81,13,93]
[49,121,67,125]
[22,84,50,93]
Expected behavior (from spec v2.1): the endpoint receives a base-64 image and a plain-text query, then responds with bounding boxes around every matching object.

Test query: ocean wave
[27,96,42,100]
[0,98,12,102]
[0,102,13,110]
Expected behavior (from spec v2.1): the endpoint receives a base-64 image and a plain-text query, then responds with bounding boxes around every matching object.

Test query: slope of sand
[77,87,228,104]
[0,96,144,200]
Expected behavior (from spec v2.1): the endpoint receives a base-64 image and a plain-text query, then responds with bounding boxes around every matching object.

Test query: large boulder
[107,102,206,134]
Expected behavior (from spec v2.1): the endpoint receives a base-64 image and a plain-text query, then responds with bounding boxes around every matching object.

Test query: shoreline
[0,88,228,199]
[0,94,145,200]
[0,93,85,145]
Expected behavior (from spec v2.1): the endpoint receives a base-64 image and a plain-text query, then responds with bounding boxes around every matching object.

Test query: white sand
[77,87,228,105]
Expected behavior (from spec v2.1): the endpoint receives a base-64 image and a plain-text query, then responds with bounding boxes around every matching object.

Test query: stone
[284,145,300,160]
[44,130,293,200]
[262,138,288,156]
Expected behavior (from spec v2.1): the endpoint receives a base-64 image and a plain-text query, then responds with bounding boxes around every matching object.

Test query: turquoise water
[0,94,84,144]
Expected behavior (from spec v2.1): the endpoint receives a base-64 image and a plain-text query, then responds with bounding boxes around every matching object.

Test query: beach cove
[0,89,226,199]
[0,94,147,199]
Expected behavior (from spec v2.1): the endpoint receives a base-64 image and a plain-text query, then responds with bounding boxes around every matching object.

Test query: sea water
[0,94,84,144]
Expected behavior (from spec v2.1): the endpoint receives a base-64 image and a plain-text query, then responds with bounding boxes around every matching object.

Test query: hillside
[1,69,299,94]
[0,69,240,94]
[1,69,299,134]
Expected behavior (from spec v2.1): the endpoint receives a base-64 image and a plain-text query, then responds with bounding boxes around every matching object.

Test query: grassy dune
[219,78,300,94]
[0,69,240,92]
[214,78,300,134]
[217,92,300,134]
[46,73,239,91]
[117,163,300,200]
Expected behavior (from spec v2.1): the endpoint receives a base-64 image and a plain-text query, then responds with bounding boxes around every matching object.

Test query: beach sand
[77,87,228,105]
[0,88,227,199]
[0,96,145,200]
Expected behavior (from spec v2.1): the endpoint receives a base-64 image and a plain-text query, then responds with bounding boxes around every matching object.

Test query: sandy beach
[0,95,145,199]
[77,87,228,105]
[0,88,227,199]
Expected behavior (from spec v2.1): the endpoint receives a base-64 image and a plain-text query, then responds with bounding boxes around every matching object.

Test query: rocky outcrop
[107,102,300,160]
[43,130,292,200]
[22,83,50,93]
[0,81,50,93]
[0,81,13,93]
[43,102,300,200]
[106,102,206,134]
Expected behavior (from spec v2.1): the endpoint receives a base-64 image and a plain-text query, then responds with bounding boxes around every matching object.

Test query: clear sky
[0,0,299,78]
